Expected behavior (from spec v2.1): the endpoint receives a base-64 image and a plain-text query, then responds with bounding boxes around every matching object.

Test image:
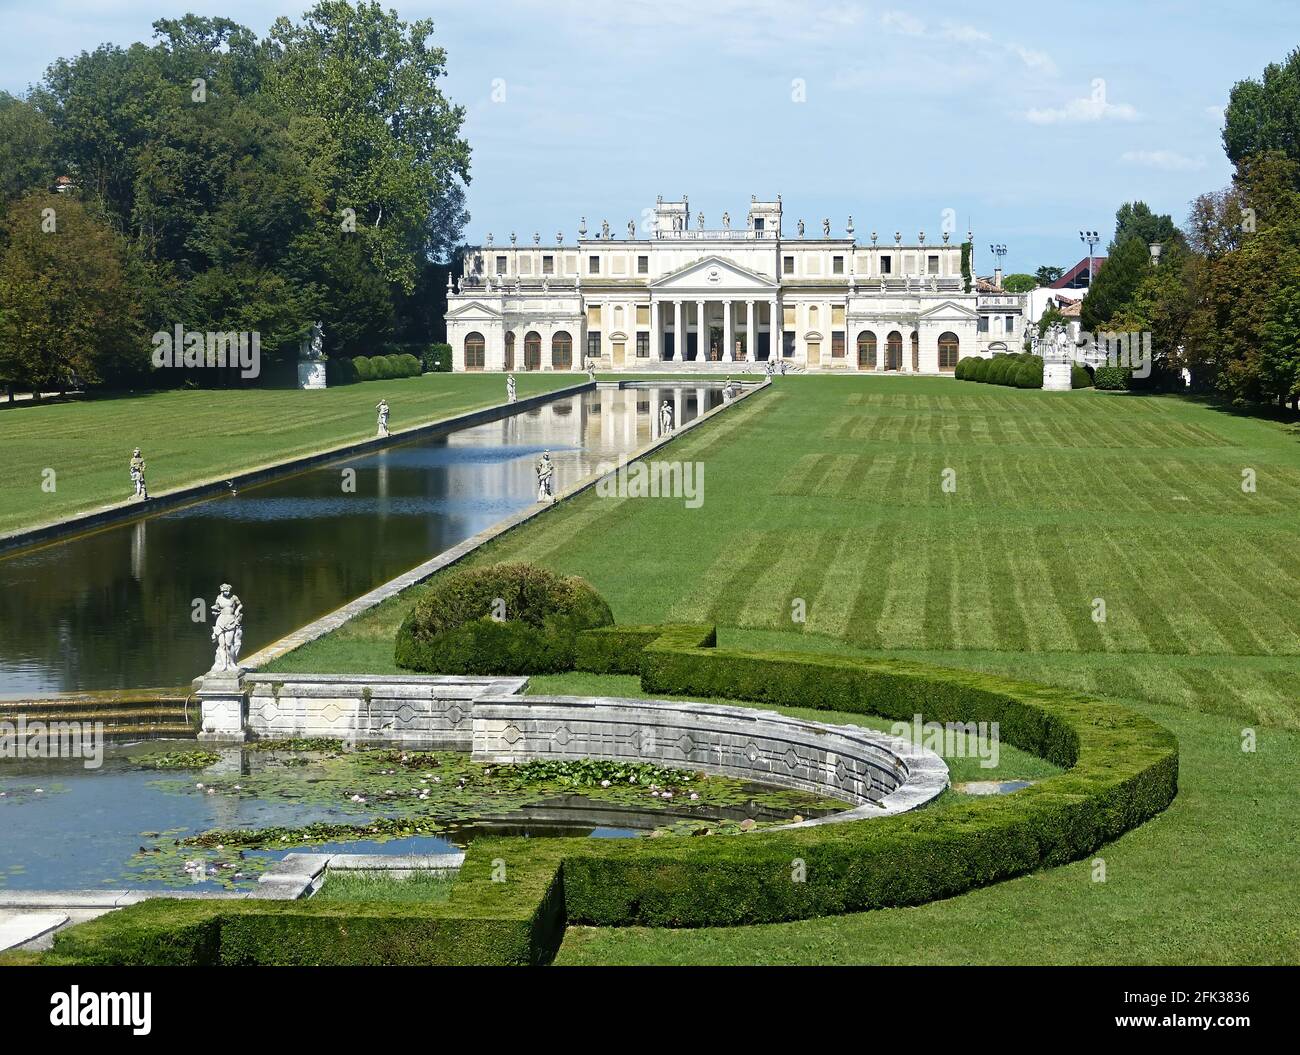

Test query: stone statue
[533,231,540,245]
[871,230,878,245]
[376,398,390,437]
[209,583,243,674]
[723,378,736,402]
[846,215,855,236]
[129,448,149,501]
[578,216,587,238]
[486,232,494,247]
[506,373,516,403]
[556,231,564,244]
[798,219,805,238]
[535,450,555,502]
[587,359,596,382]
[659,400,674,434]
[918,230,926,244]
[894,231,902,244]
[697,211,704,230]
[628,219,636,239]
[542,276,549,292]
[722,211,731,229]
[485,276,492,292]
[747,214,754,230]
[765,357,775,377]
[510,231,517,246]
[601,219,610,239]
[822,218,830,237]
[673,215,682,232]
[308,320,325,360]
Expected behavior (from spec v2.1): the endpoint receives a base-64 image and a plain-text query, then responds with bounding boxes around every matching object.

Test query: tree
[1223,47,1300,177]
[1001,273,1036,293]
[1034,265,1063,285]
[1109,201,1181,254]
[1081,235,1152,331]
[265,1,471,290]
[0,93,55,213]
[0,191,146,393]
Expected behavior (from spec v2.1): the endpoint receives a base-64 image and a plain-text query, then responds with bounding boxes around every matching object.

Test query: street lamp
[1149,242,1163,267]
[989,244,1007,288]
[1079,230,1099,285]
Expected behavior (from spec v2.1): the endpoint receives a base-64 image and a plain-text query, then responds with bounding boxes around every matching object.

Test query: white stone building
[446,195,999,374]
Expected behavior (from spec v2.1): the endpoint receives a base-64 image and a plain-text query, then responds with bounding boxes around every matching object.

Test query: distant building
[1050,254,1106,290]
[446,193,991,374]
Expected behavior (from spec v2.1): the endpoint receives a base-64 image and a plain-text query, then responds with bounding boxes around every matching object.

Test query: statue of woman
[210,584,243,673]
[659,400,674,434]
[376,399,390,437]
[536,450,555,502]
[506,373,517,403]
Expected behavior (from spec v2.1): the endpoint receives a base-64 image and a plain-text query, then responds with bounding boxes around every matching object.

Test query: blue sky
[0,0,1291,274]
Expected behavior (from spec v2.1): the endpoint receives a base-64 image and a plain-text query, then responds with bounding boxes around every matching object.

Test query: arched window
[464,331,485,371]
[524,331,541,371]
[857,332,877,370]
[551,330,573,370]
[886,331,902,371]
[938,331,960,371]
[911,331,919,373]
[504,331,515,371]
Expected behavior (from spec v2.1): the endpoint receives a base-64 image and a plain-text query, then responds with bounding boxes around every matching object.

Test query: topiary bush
[352,356,375,381]
[1094,365,1131,391]
[424,343,453,373]
[1071,364,1093,389]
[395,562,614,675]
[400,352,423,376]
[1015,355,1044,389]
[970,357,989,382]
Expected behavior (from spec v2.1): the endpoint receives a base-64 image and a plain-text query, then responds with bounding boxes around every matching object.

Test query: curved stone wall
[471,693,948,822]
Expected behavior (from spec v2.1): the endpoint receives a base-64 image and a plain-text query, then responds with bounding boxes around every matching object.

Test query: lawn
[263,375,1300,964]
[0,372,575,536]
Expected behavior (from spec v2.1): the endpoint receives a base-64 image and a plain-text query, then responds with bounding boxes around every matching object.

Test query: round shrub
[970,357,989,382]
[1016,355,1044,389]
[1071,364,1093,389]
[1094,365,1131,391]
[954,356,969,380]
[400,353,422,377]
[986,356,1009,385]
[352,356,374,381]
[395,562,615,675]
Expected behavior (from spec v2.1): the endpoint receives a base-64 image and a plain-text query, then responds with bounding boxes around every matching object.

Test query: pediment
[650,255,776,292]
[919,300,978,320]
[446,300,503,320]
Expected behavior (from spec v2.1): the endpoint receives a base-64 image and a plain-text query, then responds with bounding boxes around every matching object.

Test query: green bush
[1094,365,1131,390]
[969,357,989,382]
[1015,355,1045,389]
[953,356,969,380]
[987,356,1011,385]
[1071,364,1093,389]
[352,356,375,381]
[425,343,453,373]
[394,562,614,675]
[399,353,422,376]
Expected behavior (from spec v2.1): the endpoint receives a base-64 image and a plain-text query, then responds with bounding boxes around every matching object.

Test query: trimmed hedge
[395,562,613,675]
[1094,365,1131,391]
[1071,364,1094,389]
[425,342,453,372]
[33,624,1177,963]
[335,354,423,384]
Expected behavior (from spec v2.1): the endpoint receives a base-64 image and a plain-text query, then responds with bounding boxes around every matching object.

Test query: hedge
[395,562,613,675]
[1072,364,1094,389]
[425,343,453,372]
[30,624,1177,963]
[1094,365,1131,391]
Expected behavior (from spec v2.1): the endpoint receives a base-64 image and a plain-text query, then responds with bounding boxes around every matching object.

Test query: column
[723,300,733,361]
[771,298,782,362]
[696,299,707,362]
[745,300,755,362]
[673,300,683,362]
[649,299,659,364]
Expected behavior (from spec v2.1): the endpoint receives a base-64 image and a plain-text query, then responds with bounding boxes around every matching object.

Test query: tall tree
[1081,235,1152,331]
[1034,264,1063,285]
[0,93,56,214]
[1223,46,1300,176]
[1109,201,1181,254]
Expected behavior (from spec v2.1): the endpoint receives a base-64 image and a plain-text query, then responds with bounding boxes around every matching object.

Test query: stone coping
[471,693,948,824]
[239,377,771,674]
[0,380,592,556]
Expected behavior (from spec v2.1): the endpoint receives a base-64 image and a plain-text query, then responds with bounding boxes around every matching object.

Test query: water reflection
[0,385,723,696]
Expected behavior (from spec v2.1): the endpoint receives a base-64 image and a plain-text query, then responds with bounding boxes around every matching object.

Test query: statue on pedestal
[506,373,517,403]
[697,211,705,230]
[627,219,636,239]
[722,211,731,230]
[798,219,805,238]
[822,218,831,237]
[307,321,325,360]
[129,448,149,501]
[376,398,390,437]
[209,583,243,674]
[536,450,555,502]
[601,219,610,239]
[659,400,674,434]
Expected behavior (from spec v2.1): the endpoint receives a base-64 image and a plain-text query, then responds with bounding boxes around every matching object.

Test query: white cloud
[1027,80,1138,123]
[1011,45,1056,75]
[880,10,925,36]
[940,22,991,44]
[1120,149,1206,171]
[1204,104,1225,123]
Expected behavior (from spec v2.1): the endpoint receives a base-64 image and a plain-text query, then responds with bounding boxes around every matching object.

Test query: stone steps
[0,695,197,740]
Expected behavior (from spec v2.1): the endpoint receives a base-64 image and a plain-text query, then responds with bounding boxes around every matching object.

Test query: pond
[0,384,724,697]
[0,740,843,892]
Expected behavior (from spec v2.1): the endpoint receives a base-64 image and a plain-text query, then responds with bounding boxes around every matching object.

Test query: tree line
[0,2,469,395]
[1079,47,1300,410]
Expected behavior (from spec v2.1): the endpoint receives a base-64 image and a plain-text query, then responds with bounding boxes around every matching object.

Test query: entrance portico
[652,257,778,363]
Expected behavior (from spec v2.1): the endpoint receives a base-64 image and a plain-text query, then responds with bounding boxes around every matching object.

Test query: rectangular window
[588,255,600,274]
[783,305,796,327]
[637,255,649,274]
[832,331,845,357]
[754,217,764,231]
[1006,315,1017,333]
[833,255,844,274]
[782,332,796,357]
[978,316,990,333]
[495,256,507,275]
[783,255,795,275]
[587,331,601,358]
[587,305,602,327]
[635,305,650,326]
[542,255,554,274]
[832,305,845,327]
[928,254,940,275]
[636,331,650,357]
[880,255,892,274]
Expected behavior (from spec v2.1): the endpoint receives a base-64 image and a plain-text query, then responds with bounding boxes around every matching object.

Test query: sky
[0,0,1291,275]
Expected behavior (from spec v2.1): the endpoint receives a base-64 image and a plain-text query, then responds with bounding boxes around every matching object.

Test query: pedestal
[297,361,327,390]
[195,671,248,742]
[1043,358,1072,392]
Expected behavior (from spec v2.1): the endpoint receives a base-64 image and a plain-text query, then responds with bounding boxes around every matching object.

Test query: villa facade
[446,195,1024,373]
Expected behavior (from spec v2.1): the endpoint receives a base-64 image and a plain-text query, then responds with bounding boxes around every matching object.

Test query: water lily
[600,779,611,788]
[689,793,699,801]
